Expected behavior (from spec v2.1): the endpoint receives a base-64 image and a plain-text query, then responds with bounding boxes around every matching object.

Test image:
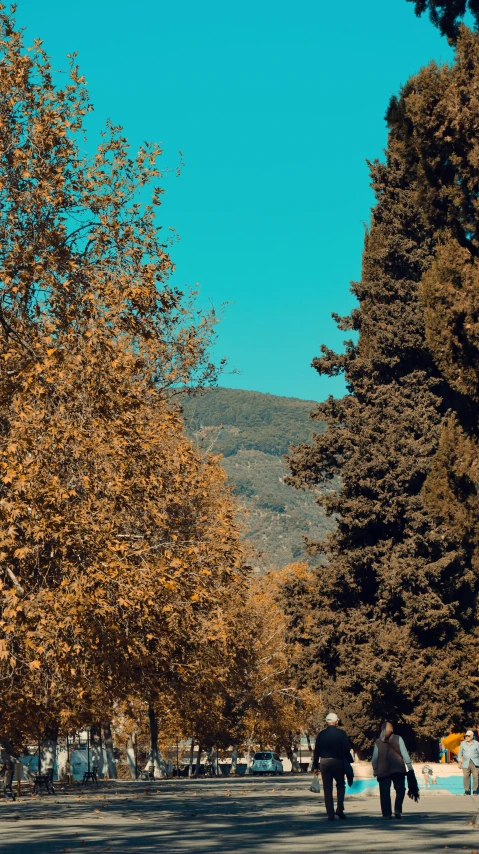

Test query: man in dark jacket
[313,712,353,820]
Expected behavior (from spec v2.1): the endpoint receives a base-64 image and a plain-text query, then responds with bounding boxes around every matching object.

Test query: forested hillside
[181,388,333,568]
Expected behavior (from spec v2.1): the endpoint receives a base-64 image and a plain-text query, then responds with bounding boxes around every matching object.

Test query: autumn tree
[231,566,323,768]
[286,28,479,753]
[0,5,248,755]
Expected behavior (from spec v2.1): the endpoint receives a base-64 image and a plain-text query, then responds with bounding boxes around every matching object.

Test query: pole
[176,737,179,778]
[66,734,70,784]
[87,728,91,775]
[99,727,104,780]
[16,760,21,797]
[134,730,138,781]
[38,739,41,776]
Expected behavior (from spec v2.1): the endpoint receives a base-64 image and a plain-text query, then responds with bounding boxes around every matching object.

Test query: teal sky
[18,1,453,401]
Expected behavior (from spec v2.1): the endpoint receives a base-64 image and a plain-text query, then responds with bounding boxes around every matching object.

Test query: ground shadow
[0,777,476,854]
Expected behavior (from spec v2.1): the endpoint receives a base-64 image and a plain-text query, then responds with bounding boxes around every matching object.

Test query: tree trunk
[194,742,202,777]
[188,739,195,777]
[126,734,136,780]
[40,724,58,776]
[146,705,167,778]
[246,740,254,775]
[57,739,68,781]
[231,744,238,776]
[90,724,103,778]
[205,746,218,775]
[291,746,300,773]
[286,743,300,773]
[102,722,117,779]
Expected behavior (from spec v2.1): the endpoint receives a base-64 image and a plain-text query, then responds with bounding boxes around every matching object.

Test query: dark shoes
[335,810,346,819]
[394,812,402,819]
[382,814,393,819]
[327,814,335,821]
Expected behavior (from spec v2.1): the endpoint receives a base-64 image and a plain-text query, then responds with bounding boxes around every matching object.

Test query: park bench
[32,769,55,795]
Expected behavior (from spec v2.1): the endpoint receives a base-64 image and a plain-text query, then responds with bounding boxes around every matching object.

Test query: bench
[33,771,55,795]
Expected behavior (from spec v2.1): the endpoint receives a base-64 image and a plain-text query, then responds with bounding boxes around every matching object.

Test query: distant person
[457,730,479,795]
[372,722,413,819]
[0,757,15,801]
[312,712,353,821]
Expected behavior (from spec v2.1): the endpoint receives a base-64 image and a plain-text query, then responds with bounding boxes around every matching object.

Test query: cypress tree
[407,0,479,40]
[285,30,479,753]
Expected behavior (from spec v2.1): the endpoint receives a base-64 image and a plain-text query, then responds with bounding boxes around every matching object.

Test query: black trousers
[320,758,345,817]
[378,772,406,817]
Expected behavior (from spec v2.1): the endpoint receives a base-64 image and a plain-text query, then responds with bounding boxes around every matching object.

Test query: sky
[17,0,453,401]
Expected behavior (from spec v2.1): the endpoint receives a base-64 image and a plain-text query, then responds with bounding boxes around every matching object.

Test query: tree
[236,566,323,767]
[0,6,247,749]
[407,0,479,39]
[0,6,220,391]
[0,314,247,739]
[285,29,479,753]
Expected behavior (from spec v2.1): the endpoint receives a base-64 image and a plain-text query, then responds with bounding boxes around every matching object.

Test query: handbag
[309,775,321,793]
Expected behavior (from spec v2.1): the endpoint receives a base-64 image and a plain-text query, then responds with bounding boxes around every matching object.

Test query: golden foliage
[0,6,245,744]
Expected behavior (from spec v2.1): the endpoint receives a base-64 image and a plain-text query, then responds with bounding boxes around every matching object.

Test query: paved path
[0,777,478,853]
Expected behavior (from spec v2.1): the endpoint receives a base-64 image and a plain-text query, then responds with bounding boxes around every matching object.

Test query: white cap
[466,729,475,736]
[325,712,339,723]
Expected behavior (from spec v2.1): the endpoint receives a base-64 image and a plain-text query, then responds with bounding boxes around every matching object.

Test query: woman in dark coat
[371,722,413,819]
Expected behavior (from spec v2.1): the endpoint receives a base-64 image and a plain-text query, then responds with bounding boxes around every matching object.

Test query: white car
[251,751,283,776]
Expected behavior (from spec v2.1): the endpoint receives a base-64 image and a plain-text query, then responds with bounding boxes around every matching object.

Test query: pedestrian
[312,712,353,821]
[456,729,479,795]
[372,722,413,820]
[0,757,16,801]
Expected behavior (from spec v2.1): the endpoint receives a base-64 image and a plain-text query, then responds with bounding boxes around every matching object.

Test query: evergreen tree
[285,30,479,753]
[407,0,479,39]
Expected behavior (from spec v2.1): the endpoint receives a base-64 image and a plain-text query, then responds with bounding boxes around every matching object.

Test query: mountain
[180,388,334,569]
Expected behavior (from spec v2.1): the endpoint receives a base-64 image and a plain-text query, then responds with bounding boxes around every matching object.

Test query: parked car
[251,751,283,776]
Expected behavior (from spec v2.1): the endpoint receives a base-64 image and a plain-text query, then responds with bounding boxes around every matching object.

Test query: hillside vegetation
[181,388,333,568]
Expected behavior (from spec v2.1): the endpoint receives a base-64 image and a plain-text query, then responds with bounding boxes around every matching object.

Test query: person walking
[372,722,413,820]
[0,757,16,801]
[457,730,479,795]
[312,712,353,821]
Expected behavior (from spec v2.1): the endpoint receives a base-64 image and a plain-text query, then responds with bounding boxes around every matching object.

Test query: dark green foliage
[285,31,479,752]
[407,0,479,39]
[181,388,334,568]
[181,387,324,457]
